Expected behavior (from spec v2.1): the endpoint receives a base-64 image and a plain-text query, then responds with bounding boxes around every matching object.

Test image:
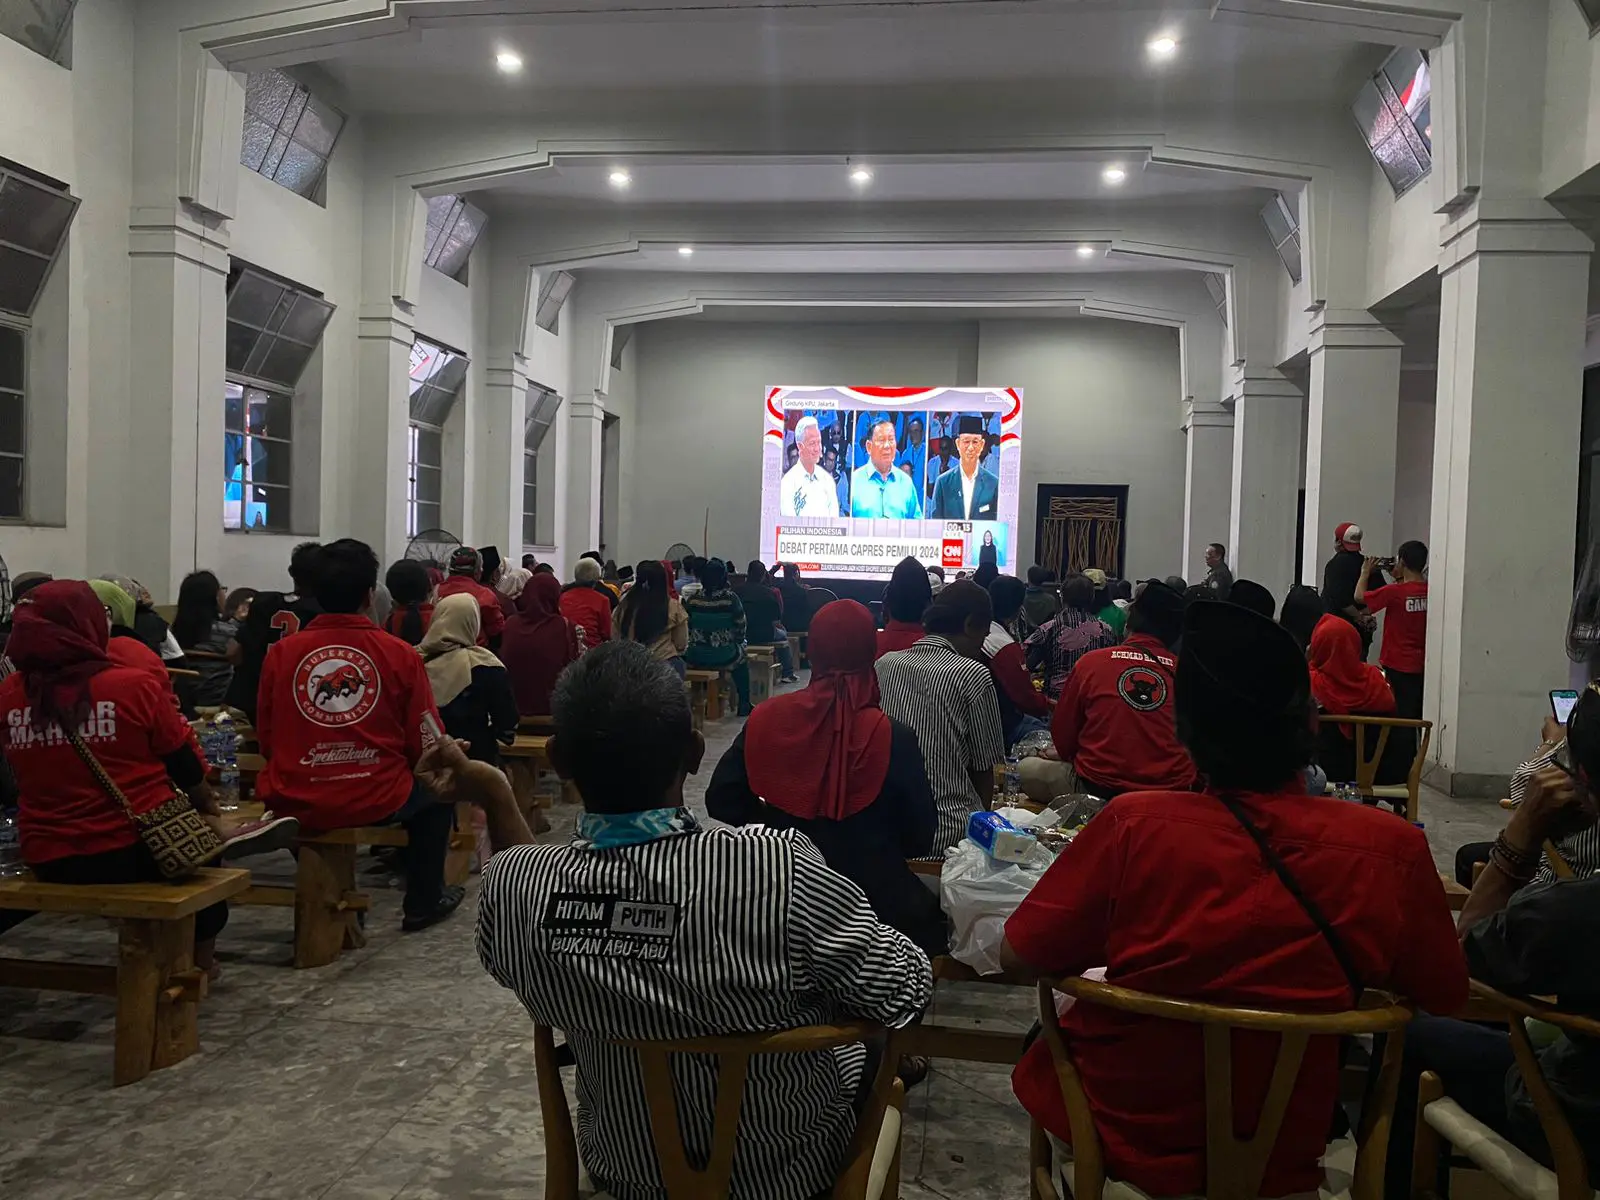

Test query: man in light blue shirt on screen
[851,418,922,519]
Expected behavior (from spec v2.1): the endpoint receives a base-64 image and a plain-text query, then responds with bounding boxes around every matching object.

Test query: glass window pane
[524,483,538,515]
[430,353,467,396]
[1384,48,1429,116]
[241,484,291,532]
[417,465,441,504]
[1410,95,1432,152]
[277,293,335,345]
[280,89,308,135]
[261,134,290,181]
[1351,79,1397,148]
[0,175,76,257]
[228,270,286,328]
[241,115,275,172]
[226,322,259,374]
[1260,196,1294,246]
[0,394,22,454]
[262,292,295,334]
[248,388,292,441]
[247,437,292,488]
[417,428,442,467]
[416,500,441,532]
[255,337,316,389]
[423,196,462,267]
[225,382,245,432]
[0,325,21,392]
[293,97,344,157]
[1374,131,1426,194]
[1277,232,1303,286]
[523,514,538,547]
[275,141,326,198]
[0,455,22,518]
[0,247,49,316]
[245,70,296,128]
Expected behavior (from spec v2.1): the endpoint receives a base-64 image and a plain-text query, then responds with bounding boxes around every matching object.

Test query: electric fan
[405,528,464,573]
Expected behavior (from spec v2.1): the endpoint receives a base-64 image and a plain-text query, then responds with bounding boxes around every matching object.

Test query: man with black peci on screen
[928,415,1000,521]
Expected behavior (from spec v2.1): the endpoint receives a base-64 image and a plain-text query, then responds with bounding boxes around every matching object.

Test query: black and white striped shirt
[476,825,932,1200]
[875,635,1007,853]
[1509,744,1600,885]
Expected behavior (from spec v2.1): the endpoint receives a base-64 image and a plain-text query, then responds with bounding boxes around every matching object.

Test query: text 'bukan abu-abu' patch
[542,893,681,962]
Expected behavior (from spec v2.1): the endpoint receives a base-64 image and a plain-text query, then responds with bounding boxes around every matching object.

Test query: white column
[1302,311,1403,584]
[353,307,414,562]
[1228,370,1304,603]
[1182,403,1234,582]
[1425,203,1593,794]
[563,395,606,559]
[478,358,530,556]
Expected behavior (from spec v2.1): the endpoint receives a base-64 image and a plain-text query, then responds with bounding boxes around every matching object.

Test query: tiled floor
[0,684,1510,1200]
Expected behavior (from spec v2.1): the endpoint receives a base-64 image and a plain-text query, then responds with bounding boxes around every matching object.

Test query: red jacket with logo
[436,575,506,645]
[255,613,441,833]
[1050,633,1194,794]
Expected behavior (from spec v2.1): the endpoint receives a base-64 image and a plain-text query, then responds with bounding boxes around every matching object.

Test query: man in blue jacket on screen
[928,415,1000,520]
[851,418,922,519]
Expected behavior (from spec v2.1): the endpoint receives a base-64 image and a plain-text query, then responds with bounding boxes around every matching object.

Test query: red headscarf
[1308,614,1395,731]
[745,600,892,821]
[8,580,114,731]
[501,572,580,717]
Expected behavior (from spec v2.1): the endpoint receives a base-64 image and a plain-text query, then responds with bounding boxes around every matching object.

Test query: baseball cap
[1334,522,1364,551]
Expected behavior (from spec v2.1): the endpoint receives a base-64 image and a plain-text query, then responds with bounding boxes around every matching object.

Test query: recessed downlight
[608,169,632,189]
[677,245,695,257]
[1102,165,1128,185]
[495,49,524,74]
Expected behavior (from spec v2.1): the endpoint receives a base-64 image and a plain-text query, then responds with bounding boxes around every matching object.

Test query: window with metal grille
[0,158,79,320]
[535,271,575,335]
[1575,0,1600,33]
[1260,194,1303,286]
[1352,47,1432,198]
[240,69,346,202]
[524,386,563,546]
[0,324,26,518]
[1203,273,1228,328]
[224,381,292,532]
[422,195,487,282]
[0,0,75,66]
[407,337,468,537]
[225,263,335,392]
[610,324,633,371]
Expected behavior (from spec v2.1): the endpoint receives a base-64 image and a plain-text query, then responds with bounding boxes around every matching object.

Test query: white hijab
[418,594,503,706]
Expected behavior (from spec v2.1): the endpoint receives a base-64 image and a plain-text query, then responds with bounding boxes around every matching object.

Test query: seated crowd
[5,529,1599,1200]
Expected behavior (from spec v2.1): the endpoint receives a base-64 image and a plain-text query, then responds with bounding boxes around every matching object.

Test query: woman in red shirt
[0,583,230,967]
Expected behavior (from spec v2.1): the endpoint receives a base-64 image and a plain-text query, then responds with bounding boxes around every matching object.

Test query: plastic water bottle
[1003,755,1021,801]
[213,713,240,813]
[0,809,24,877]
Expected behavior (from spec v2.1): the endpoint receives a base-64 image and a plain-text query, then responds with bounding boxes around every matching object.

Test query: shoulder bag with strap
[65,727,224,879]
[1212,791,1365,1003]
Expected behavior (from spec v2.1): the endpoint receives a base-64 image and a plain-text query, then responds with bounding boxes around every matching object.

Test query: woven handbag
[65,728,224,878]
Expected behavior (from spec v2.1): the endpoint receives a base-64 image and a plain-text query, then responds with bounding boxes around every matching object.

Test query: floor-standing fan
[664,542,695,566]
[406,529,464,574]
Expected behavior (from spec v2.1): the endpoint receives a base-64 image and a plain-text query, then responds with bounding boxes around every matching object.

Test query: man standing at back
[1202,543,1233,601]
[876,581,1007,853]
[1321,522,1375,657]
[1356,540,1429,719]
[255,538,462,932]
[226,540,323,721]
[462,642,932,1200]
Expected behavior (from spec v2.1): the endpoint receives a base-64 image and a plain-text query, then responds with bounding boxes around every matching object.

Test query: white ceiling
[568,242,1185,273]
[478,155,1270,208]
[316,6,1379,115]
[674,305,1101,324]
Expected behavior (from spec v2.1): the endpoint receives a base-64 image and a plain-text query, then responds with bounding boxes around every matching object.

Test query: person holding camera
[1355,539,1428,719]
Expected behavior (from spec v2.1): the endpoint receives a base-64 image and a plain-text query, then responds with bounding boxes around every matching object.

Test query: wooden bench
[685,669,728,727]
[744,645,780,706]
[788,630,809,670]
[0,868,251,1085]
[503,733,564,818]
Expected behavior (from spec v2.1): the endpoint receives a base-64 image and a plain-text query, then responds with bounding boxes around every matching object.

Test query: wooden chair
[745,644,779,706]
[533,1023,905,1200]
[1413,980,1600,1200]
[1029,975,1413,1200]
[1318,715,1433,822]
[0,868,251,1085]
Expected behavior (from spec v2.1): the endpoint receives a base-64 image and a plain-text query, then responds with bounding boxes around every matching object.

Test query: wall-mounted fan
[406,528,464,573]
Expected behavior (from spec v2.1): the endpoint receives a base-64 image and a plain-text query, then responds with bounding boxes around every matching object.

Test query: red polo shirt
[559,585,614,650]
[0,666,196,863]
[875,620,925,659]
[1364,581,1428,674]
[436,575,506,645]
[1050,634,1193,793]
[254,613,440,833]
[1006,789,1468,1197]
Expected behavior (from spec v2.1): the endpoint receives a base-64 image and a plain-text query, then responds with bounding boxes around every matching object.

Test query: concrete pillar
[1302,312,1402,584]
[563,395,606,559]
[353,307,413,561]
[1182,403,1234,582]
[1228,370,1304,604]
[118,203,230,597]
[478,358,530,557]
[1424,203,1593,795]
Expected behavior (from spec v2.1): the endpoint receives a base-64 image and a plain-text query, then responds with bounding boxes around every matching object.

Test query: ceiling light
[608,169,632,189]
[1147,35,1178,59]
[495,49,524,74]
[849,166,874,186]
[1077,244,1096,258]
[1102,165,1127,185]
[677,245,695,257]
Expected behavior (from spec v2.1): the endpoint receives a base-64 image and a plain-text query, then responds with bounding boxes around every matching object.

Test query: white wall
[623,320,980,567]
[1365,166,1442,309]
[1394,371,1437,545]
[976,319,1186,583]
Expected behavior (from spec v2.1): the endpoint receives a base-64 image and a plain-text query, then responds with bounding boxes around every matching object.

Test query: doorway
[1034,484,1129,579]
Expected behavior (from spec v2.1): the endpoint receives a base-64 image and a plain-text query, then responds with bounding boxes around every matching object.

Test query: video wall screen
[759,385,1024,581]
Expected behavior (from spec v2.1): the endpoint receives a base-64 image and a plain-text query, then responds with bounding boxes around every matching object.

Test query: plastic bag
[1013,729,1055,759]
[940,837,1052,976]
